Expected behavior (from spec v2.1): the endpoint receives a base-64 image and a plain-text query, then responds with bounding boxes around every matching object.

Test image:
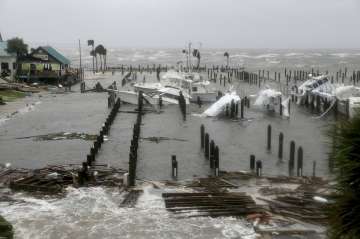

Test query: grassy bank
[0,90,26,102]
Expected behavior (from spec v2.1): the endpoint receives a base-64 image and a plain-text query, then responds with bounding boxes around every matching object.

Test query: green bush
[328,115,360,238]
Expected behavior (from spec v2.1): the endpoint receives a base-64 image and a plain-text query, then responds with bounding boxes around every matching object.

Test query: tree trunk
[100,54,103,72]
[95,54,98,72]
[104,54,107,70]
[92,45,95,73]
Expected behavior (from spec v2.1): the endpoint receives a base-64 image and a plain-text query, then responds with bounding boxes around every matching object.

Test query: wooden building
[18,46,78,84]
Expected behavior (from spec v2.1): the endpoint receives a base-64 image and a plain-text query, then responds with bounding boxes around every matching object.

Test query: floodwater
[1,48,357,238]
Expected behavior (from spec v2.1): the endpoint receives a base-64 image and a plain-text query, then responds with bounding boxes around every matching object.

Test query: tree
[95,44,106,72]
[103,48,107,70]
[87,40,95,73]
[328,115,360,238]
[224,52,230,68]
[192,49,201,70]
[6,37,28,57]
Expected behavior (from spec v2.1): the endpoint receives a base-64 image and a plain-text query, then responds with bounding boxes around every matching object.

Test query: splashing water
[0,186,256,239]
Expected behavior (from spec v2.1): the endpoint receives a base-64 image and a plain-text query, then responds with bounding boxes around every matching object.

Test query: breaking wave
[0,186,256,239]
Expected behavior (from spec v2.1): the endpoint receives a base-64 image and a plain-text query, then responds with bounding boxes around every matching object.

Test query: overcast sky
[0,0,359,49]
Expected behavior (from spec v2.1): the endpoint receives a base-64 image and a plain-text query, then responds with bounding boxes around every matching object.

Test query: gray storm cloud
[0,0,359,48]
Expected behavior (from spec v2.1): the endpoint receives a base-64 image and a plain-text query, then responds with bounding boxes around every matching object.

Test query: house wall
[0,56,17,80]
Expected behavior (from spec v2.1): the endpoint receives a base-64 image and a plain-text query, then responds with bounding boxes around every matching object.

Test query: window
[13,63,17,70]
[1,62,9,70]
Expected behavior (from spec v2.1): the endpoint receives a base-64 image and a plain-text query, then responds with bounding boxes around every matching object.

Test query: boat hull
[190,92,218,103]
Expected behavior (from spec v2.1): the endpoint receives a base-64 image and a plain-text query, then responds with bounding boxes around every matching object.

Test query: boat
[134,69,217,103]
[202,91,240,117]
[295,74,360,118]
[253,88,282,111]
[110,90,157,106]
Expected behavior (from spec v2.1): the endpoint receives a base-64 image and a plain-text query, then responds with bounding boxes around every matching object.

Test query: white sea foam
[285,52,304,57]
[330,53,350,58]
[254,53,279,59]
[0,186,256,239]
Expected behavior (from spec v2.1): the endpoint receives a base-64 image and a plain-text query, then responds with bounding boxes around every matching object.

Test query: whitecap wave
[0,186,256,239]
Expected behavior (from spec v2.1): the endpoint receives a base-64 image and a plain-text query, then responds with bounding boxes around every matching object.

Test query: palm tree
[224,52,230,68]
[328,115,360,238]
[95,44,105,72]
[87,40,95,73]
[103,48,107,70]
[192,49,201,70]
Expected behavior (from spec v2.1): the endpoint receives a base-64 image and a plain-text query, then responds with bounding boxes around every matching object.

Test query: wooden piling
[205,133,209,159]
[278,133,283,159]
[250,155,255,171]
[289,141,295,176]
[210,140,215,169]
[172,155,178,178]
[297,147,303,177]
[267,124,272,151]
[256,160,262,177]
[200,124,205,149]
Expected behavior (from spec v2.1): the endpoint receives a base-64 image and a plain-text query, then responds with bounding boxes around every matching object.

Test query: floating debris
[15,132,98,141]
[141,136,187,143]
[0,164,127,195]
[119,189,143,207]
[162,192,264,218]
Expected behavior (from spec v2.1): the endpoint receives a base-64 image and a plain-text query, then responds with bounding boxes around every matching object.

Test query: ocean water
[1,48,359,238]
[62,47,360,73]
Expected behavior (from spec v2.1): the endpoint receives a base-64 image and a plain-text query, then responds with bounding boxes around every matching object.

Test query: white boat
[202,91,240,117]
[111,90,157,105]
[296,74,360,118]
[135,70,217,103]
[133,82,162,94]
[254,88,282,111]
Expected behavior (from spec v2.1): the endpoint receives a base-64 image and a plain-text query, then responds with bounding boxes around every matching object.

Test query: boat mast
[188,42,192,73]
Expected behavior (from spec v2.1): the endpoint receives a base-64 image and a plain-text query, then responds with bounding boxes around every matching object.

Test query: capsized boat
[134,70,217,103]
[151,87,191,105]
[202,91,240,117]
[253,88,282,111]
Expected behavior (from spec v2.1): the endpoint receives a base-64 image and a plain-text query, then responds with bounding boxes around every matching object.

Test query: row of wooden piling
[128,92,144,187]
[262,124,307,177]
[78,98,121,185]
[200,125,220,176]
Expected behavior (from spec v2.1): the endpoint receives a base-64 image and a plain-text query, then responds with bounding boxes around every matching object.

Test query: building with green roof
[18,45,74,83]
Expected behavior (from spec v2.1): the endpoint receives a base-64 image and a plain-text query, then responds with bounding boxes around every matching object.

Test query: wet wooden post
[346,99,350,119]
[278,132,284,159]
[250,155,255,171]
[267,124,272,151]
[240,98,244,119]
[171,155,178,178]
[313,161,317,177]
[214,146,220,176]
[289,141,295,176]
[210,140,215,168]
[200,124,205,149]
[204,133,209,159]
[256,160,262,176]
[297,147,303,177]
[245,96,250,108]
[230,99,235,118]
[235,102,239,117]
[316,95,321,113]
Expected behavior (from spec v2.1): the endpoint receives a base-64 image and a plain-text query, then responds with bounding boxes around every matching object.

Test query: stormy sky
[0,0,359,48]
